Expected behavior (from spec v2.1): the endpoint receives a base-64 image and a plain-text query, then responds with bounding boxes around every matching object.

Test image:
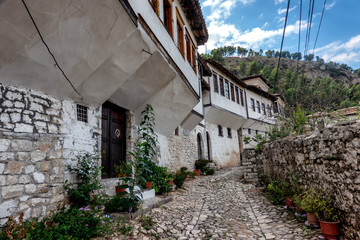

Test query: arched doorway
[206,132,211,161]
[197,133,203,159]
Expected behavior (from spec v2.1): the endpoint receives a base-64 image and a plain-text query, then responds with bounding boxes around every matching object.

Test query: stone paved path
[110,167,322,240]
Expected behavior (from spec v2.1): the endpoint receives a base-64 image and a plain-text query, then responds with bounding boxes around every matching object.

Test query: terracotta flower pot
[194,169,200,176]
[146,181,153,189]
[285,197,295,207]
[320,220,340,240]
[307,212,319,226]
[115,186,126,194]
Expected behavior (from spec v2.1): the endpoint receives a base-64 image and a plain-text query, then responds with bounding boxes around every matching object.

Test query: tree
[265,50,274,58]
[248,49,255,57]
[291,52,302,60]
[237,47,248,57]
[304,54,314,61]
[261,66,272,79]
[237,61,247,75]
[246,61,261,76]
[355,68,360,77]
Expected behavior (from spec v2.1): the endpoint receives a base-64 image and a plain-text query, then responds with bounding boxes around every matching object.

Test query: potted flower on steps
[194,159,209,176]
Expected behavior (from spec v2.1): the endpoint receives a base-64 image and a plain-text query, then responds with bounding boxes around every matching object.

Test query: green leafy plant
[114,163,132,177]
[116,217,133,236]
[1,208,112,240]
[140,215,154,231]
[300,188,339,222]
[203,167,215,175]
[118,104,159,208]
[195,159,209,171]
[151,166,173,195]
[64,153,103,207]
[104,194,139,213]
[263,179,289,205]
[174,170,187,189]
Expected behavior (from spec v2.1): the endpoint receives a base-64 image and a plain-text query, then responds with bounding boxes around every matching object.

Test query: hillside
[224,56,360,86]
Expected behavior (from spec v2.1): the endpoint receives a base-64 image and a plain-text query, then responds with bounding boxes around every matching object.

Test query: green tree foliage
[237,46,248,57]
[246,61,261,76]
[291,52,302,60]
[237,61,247,75]
[304,54,314,61]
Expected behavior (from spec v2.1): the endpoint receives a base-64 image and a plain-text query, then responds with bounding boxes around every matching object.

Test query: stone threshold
[109,195,173,221]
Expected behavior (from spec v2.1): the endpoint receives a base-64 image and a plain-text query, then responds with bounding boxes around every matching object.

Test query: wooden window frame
[163,0,173,38]
[219,77,225,96]
[213,73,219,93]
[176,8,184,57]
[235,87,240,104]
[256,101,261,113]
[148,0,159,15]
[225,80,230,99]
[251,98,255,111]
[185,30,191,63]
[192,45,197,73]
[240,89,244,106]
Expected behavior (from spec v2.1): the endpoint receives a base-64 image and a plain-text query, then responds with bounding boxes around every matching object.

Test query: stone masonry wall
[0,83,101,225]
[260,121,360,239]
[240,149,262,183]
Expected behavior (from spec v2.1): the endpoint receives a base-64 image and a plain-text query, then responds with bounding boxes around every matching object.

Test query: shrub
[104,194,139,213]
[174,172,186,189]
[263,179,289,205]
[203,167,215,175]
[1,208,112,240]
[195,159,208,171]
[151,166,173,195]
[64,153,103,207]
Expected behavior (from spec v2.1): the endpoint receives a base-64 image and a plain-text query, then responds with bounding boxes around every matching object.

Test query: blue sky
[199,0,360,70]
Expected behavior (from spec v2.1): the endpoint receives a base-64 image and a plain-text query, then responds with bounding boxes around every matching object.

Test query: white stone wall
[0,83,101,225]
[207,123,240,168]
[156,125,206,171]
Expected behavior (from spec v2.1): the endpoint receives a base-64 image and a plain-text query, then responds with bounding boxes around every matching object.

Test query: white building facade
[0,0,284,224]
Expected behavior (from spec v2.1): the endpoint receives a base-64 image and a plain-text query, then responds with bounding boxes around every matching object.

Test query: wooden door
[101,102,126,178]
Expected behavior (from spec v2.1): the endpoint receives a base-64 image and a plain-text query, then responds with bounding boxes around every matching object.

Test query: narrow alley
[111,167,322,240]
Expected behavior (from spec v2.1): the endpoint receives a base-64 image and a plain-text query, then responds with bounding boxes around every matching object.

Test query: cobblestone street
[112,167,322,240]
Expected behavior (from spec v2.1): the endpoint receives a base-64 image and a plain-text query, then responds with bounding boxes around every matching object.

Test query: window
[235,87,240,104]
[185,32,191,63]
[230,83,235,101]
[227,128,232,138]
[256,101,260,113]
[240,89,244,106]
[213,73,219,93]
[149,0,159,15]
[176,10,184,56]
[192,46,197,73]
[267,104,273,116]
[219,77,225,96]
[256,130,259,135]
[251,98,255,111]
[225,80,230,99]
[164,0,173,38]
[248,129,251,134]
[175,127,179,136]
[76,104,88,123]
[261,103,266,115]
[218,125,223,137]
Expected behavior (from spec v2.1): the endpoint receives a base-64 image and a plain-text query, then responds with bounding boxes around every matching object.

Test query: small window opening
[227,128,232,138]
[77,104,88,123]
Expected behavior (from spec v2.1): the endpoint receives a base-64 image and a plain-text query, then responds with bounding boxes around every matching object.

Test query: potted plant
[195,159,208,175]
[316,196,340,240]
[115,163,132,178]
[293,193,305,214]
[300,188,323,226]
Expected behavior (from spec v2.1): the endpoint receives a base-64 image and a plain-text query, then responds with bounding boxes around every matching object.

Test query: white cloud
[274,0,286,5]
[315,35,360,67]
[202,0,256,21]
[199,20,307,53]
[277,5,297,15]
[325,0,337,10]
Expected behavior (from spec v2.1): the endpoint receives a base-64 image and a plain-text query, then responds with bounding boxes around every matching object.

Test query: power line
[274,0,291,87]
[21,0,82,97]
[312,0,327,56]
